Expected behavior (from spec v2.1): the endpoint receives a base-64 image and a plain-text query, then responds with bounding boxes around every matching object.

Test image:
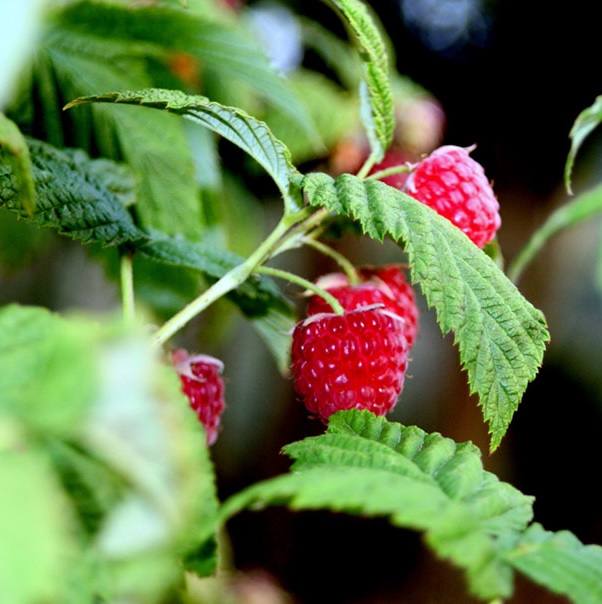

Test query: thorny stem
[120,250,136,325]
[257,265,345,315]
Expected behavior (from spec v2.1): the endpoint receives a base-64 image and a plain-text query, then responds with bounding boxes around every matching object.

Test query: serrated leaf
[0,138,147,246]
[301,173,549,450]
[65,88,301,206]
[0,304,99,435]
[0,114,35,215]
[33,20,202,238]
[506,523,602,604]
[329,0,394,158]
[565,95,602,194]
[137,232,295,373]
[220,410,534,600]
[508,181,602,283]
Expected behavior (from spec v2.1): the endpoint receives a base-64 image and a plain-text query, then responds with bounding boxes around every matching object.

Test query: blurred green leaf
[508,181,602,283]
[0,304,99,435]
[81,333,220,580]
[0,443,75,604]
[565,95,602,194]
[55,0,316,139]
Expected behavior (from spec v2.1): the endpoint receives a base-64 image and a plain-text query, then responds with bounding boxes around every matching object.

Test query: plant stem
[356,151,378,180]
[366,164,410,182]
[257,265,345,315]
[152,217,294,347]
[301,237,360,284]
[120,251,136,325]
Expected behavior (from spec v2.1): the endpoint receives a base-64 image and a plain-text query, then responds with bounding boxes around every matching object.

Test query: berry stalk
[257,265,346,315]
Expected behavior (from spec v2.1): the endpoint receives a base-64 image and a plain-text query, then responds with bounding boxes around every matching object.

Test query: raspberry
[290,307,409,422]
[367,147,412,189]
[172,348,225,446]
[404,145,501,248]
[306,265,419,349]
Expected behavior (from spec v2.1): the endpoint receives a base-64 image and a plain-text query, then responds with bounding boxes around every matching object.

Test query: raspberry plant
[1,1,601,603]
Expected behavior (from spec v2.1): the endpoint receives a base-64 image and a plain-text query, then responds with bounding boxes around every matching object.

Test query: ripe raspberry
[306,264,419,349]
[290,307,409,422]
[172,348,225,446]
[367,147,412,189]
[404,145,501,248]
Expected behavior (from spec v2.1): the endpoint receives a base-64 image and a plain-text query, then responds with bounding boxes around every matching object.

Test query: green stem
[257,265,345,315]
[366,164,410,182]
[356,151,378,180]
[120,251,136,325]
[301,238,360,284]
[152,217,294,347]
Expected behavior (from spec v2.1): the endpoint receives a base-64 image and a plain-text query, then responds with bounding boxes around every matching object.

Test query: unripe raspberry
[306,264,419,349]
[172,348,225,446]
[404,145,501,248]
[291,307,409,422]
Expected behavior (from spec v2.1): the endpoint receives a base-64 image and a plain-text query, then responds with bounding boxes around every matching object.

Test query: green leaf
[0,114,35,215]
[565,95,602,194]
[328,0,394,159]
[0,443,75,604]
[33,21,201,237]
[507,523,602,604]
[508,181,602,283]
[0,138,147,247]
[301,172,549,450]
[65,88,301,207]
[137,232,295,373]
[220,410,534,600]
[0,304,99,435]
[55,0,316,140]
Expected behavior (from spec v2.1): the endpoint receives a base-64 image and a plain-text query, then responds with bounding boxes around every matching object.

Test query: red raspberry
[290,308,409,422]
[403,145,501,248]
[306,265,419,349]
[172,349,225,446]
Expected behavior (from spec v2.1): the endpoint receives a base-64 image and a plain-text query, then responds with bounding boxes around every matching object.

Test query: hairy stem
[257,265,345,315]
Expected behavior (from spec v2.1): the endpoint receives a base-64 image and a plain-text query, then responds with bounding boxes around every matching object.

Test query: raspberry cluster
[172,348,226,446]
[291,264,418,422]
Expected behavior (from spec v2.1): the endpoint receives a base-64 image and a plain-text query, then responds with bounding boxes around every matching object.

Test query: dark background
[214,1,602,603]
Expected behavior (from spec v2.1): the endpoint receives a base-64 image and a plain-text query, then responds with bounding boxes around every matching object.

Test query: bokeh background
[2,0,602,602]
